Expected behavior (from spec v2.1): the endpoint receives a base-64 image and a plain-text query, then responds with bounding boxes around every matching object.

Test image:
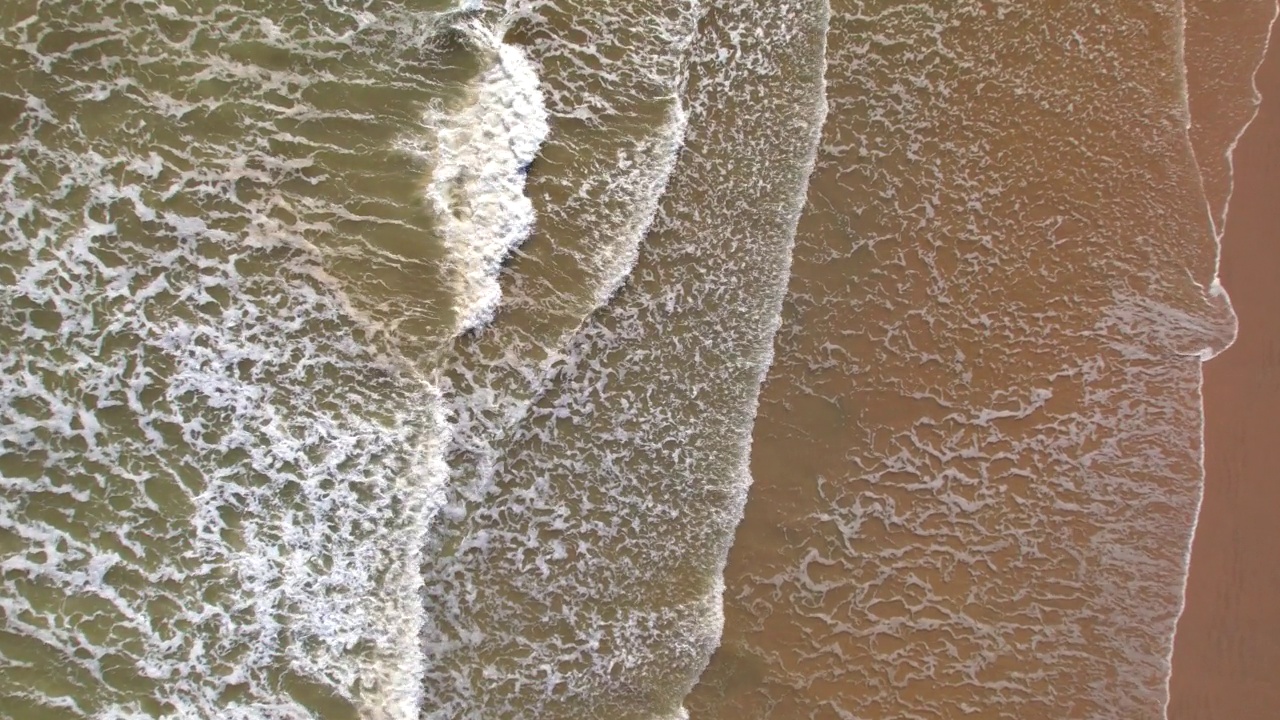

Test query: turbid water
[0,0,1272,718]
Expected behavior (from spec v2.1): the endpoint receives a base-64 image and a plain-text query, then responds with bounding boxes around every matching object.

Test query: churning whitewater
[424,18,548,335]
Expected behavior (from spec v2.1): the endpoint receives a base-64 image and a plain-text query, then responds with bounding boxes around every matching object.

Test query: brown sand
[1168,5,1280,719]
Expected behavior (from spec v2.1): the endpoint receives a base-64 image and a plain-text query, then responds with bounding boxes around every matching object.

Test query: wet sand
[1168,4,1280,718]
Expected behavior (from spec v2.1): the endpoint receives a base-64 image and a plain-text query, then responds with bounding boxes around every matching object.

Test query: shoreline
[1169,4,1280,716]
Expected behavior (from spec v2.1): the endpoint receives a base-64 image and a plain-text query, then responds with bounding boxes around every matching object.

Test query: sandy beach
[1169,5,1280,718]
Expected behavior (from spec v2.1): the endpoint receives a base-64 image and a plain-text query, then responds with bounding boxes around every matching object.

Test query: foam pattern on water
[0,1,472,716]
[7,0,1259,717]
[418,0,828,717]
[687,2,1241,718]
[424,16,549,335]
[436,0,702,451]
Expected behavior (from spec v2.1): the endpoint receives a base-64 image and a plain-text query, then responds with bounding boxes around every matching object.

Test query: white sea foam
[417,0,829,717]
[1,2,466,717]
[425,23,549,335]
[425,0,704,492]
[422,0,705,588]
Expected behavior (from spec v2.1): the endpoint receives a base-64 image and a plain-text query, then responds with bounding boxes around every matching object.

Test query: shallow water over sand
[689,2,1247,718]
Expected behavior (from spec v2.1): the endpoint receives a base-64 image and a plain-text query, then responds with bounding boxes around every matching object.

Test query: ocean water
[0,0,1270,719]
[689,2,1250,719]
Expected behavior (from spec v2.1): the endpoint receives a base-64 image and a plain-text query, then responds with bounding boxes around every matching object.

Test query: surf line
[423,11,550,337]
